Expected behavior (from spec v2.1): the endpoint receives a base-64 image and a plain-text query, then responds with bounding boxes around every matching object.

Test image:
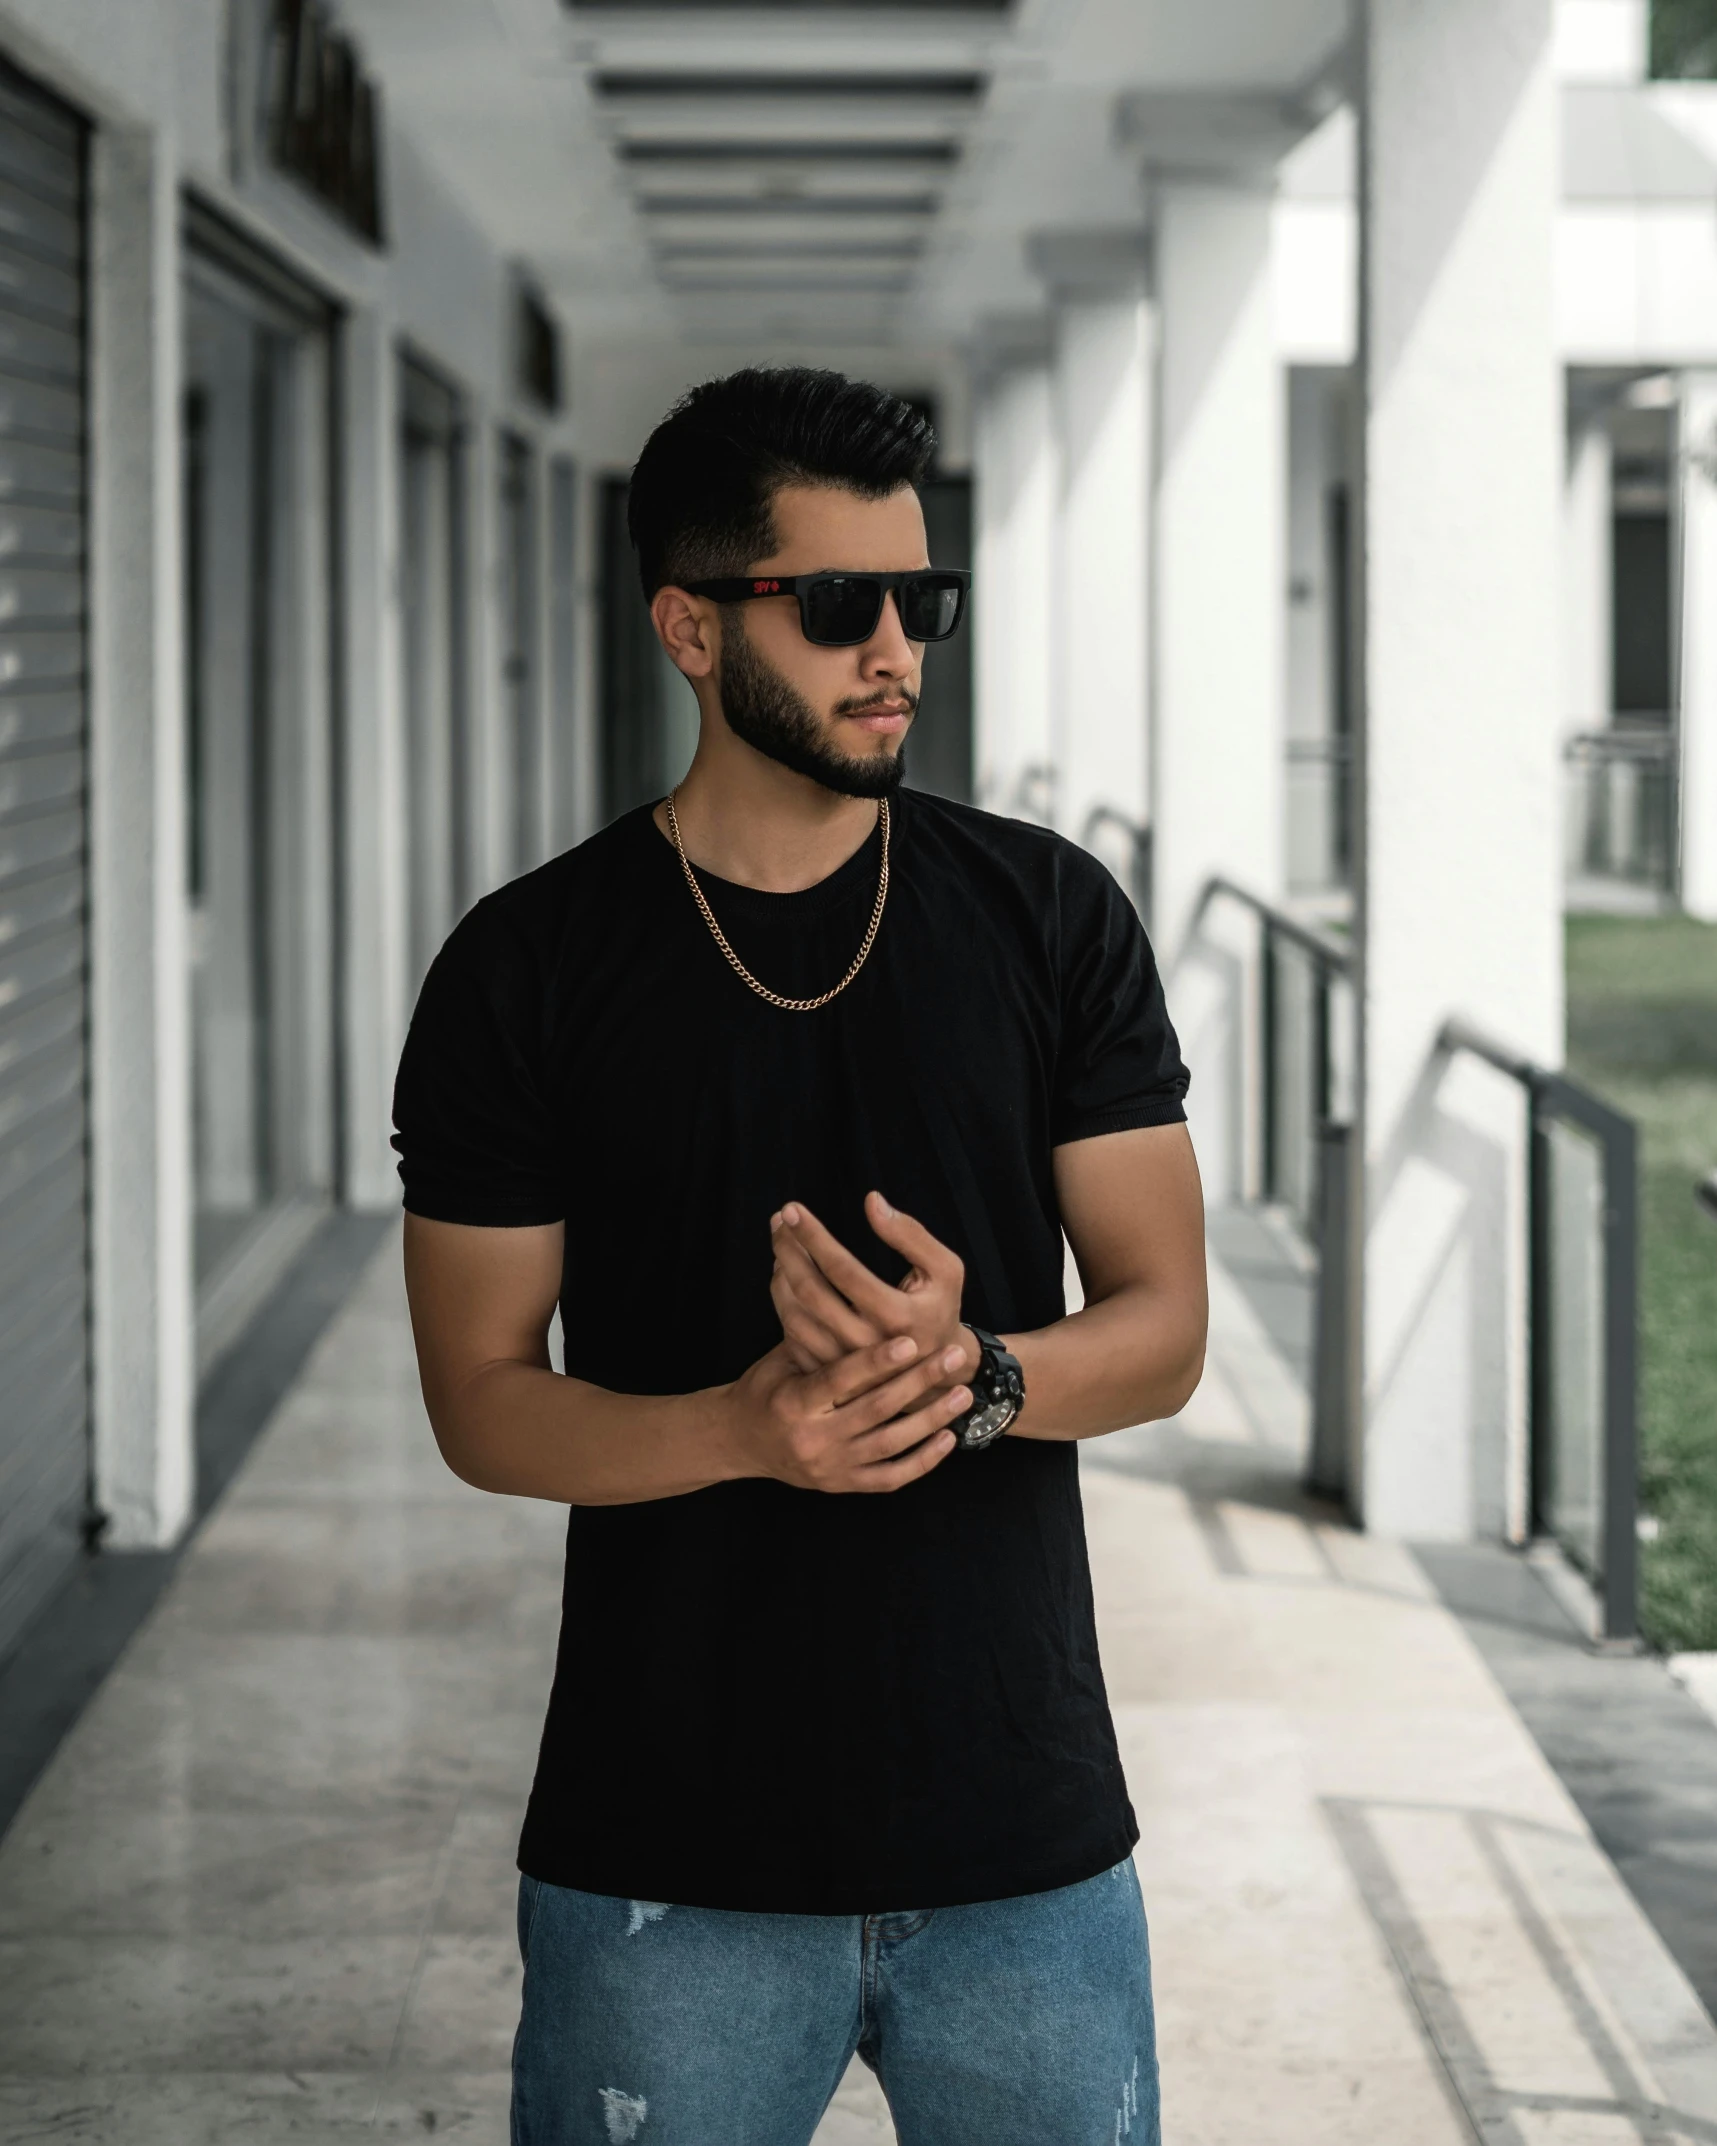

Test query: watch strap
[951,1323,1025,1450]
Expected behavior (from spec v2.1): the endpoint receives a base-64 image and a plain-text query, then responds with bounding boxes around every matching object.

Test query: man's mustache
[833,688,920,717]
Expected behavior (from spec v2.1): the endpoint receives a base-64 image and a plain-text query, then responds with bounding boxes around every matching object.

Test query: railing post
[1600,1109,1639,1646]
[1308,1120,1353,1500]
[1260,919,1278,1206]
[1527,1096,1553,1541]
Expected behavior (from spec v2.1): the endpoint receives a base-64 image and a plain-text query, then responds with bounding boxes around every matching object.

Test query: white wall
[1558,207,1717,362]
[1274,108,1359,368]
[1554,0,1648,81]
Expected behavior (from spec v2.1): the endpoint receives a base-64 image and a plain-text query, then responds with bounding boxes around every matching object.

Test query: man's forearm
[1005,1284,1205,1442]
[429,1360,741,1506]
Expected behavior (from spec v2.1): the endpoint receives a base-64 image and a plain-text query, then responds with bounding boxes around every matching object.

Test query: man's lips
[841,701,913,734]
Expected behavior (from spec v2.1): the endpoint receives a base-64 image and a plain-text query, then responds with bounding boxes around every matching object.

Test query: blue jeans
[511,1860,1158,2146]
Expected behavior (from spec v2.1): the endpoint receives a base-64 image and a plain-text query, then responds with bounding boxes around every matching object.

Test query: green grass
[1566,915,1717,1652]
[1653,0,1717,78]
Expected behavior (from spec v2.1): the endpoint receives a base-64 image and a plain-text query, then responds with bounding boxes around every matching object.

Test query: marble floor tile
[389,1931,522,2074]
[0,2071,379,2143]
[810,2058,895,2144]
[0,1934,422,2070]
[370,2069,514,2138]
[1160,2051,1474,2146]
[0,2069,519,2142]
[0,1801,455,1939]
[162,1501,555,1640]
[24,1635,493,1818]
[432,1792,533,1939]
[4,1224,1715,2146]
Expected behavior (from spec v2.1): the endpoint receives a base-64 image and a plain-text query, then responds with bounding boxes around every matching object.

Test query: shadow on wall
[1168,918,1250,1215]
[1366,1043,1521,1544]
[1171,901,1521,1545]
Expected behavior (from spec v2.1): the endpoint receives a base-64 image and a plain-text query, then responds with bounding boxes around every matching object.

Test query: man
[394,367,1206,2146]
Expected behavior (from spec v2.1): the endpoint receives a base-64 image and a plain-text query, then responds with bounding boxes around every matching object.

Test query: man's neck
[656,749,884,895]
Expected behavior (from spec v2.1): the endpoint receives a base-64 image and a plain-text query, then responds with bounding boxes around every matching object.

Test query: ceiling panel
[340,0,1352,346]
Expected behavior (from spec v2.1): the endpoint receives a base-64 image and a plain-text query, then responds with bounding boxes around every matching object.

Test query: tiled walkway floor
[2,1230,1715,2142]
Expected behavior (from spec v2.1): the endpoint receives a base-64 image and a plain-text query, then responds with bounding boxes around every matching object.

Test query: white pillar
[1563,412,1613,733]
[1678,370,1717,919]
[338,309,411,1210]
[1027,234,1152,855]
[1149,178,1285,959]
[85,124,194,1547]
[971,319,1058,821]
[1359,0,1562,1539]
[1102,109,1294,1210]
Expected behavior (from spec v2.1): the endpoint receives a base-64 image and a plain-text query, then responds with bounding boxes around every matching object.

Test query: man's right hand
[720,1335,969,1495]
[404,1215,965,1507]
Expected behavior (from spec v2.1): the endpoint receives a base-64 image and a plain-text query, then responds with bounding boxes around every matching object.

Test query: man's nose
[863,592,916,672]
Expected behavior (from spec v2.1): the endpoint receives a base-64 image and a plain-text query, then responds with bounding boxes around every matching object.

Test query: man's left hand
[769,1192,978,1385]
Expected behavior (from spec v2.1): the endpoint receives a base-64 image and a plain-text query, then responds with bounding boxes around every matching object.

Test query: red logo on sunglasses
[752,579,781,594]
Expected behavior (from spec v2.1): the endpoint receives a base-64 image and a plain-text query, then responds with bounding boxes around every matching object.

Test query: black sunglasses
[683,569,971,648]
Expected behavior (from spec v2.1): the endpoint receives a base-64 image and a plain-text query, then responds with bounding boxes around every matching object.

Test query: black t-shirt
[392,790,1189,1915]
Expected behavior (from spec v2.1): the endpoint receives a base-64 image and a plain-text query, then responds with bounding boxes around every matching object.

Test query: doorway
[499,433,543,874]
[181,212,337,1363]
[399,354,469,984]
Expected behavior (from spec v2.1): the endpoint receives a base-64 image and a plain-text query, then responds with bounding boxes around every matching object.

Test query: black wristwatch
[950,1325,1025,1450]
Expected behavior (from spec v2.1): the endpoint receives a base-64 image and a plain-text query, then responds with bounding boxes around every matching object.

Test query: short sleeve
[391,897,565,1226]
[1051,849,1190,1146]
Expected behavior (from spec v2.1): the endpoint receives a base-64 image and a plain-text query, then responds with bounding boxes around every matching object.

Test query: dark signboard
[260,0,385,245]
[517,280,563,413]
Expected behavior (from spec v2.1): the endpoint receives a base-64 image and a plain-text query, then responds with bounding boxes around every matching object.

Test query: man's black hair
[627,366,937,599]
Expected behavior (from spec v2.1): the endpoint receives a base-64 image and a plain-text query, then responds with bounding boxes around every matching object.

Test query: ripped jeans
[510,1858,1159,2146]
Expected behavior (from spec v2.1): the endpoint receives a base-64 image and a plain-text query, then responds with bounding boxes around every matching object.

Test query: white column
[466,418,512,897]
[1150,179,1285,960]
[1359,0,1562,1538]
[970,319,1058,821]
[1027,235,1152,853]
[85,124,194,1547]
[338,309,411,1210]
[1563,412,1612,733]
[1678,370,1717,920]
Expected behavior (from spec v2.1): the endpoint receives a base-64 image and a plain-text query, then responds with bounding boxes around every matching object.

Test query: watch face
[957,1397,1018,1450]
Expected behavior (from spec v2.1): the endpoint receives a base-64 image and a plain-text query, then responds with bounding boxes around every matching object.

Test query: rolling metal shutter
[0,64,89,1665]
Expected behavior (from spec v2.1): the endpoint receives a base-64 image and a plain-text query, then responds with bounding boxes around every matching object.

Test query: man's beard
[717,616,911,800]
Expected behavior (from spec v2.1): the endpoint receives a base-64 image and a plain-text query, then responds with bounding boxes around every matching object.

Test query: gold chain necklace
[663,790,890,1013]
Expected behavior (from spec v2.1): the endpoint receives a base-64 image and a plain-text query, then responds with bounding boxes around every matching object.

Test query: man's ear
[652,586,717,680]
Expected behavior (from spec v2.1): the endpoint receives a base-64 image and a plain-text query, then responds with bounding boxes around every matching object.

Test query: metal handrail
[1565,728,1677,761]
[1082,807,1153,930]
[1190,876,1361,1505]
[1439,1018,1639,1646]
[1194,875,1355,978]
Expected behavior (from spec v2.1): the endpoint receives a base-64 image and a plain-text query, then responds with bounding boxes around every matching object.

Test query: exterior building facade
[0,0,578,1665]
[0,0,1711,1667]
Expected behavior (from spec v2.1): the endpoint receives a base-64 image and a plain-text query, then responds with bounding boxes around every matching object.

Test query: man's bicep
[1052,1123,1205,1306]
[402,1214,565,1403]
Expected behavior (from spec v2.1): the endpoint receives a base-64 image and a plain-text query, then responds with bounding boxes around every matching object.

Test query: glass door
[182,228,336,1336]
